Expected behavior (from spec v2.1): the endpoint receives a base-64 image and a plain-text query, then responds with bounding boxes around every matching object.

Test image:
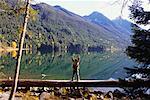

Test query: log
[0,79,149,87]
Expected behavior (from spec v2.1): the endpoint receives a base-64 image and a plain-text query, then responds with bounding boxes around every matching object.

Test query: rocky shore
[0,87,149,100]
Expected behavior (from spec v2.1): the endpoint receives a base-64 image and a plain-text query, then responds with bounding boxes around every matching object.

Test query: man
[71,56,80,81]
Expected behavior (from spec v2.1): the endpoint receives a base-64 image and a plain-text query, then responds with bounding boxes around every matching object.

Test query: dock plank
[0,79,149,87]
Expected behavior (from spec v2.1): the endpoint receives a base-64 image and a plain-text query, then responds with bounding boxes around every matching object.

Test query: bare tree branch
[8,0,31,100]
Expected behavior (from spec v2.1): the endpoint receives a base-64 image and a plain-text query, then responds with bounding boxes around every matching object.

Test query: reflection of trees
[18,51,68,79]
[79,52,132,79]
[40,52,70,76]
[1,51,136,80]
[42,50,55,71]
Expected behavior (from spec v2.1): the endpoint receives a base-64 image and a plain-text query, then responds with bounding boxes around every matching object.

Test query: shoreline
[0,47,29,52]
[0,86,149,100]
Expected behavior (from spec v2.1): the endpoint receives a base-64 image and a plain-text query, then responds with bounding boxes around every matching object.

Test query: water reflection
[0,50,136,80]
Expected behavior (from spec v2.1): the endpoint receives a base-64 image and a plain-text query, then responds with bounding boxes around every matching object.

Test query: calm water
[0,50,136,80]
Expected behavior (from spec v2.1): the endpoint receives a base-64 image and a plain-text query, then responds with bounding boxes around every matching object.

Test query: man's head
[74,59,78,63]
[72,55,80,63]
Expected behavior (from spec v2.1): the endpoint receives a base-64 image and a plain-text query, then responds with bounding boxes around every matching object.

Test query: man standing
[71,56,80,81]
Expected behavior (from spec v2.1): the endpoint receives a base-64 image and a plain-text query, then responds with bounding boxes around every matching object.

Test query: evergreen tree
[123,0,150,98]
[126,0,150,80]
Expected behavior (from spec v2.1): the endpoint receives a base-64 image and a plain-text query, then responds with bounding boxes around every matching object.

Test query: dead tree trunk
[9,0,30,100]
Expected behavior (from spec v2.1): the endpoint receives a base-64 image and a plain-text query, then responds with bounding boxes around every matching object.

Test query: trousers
[72,69,80,81]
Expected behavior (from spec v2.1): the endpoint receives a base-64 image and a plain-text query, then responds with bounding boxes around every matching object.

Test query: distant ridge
[112,16,133,35]
[84,12,133,43]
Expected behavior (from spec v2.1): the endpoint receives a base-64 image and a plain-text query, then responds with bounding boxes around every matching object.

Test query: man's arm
[72,57,74,62]
[77,56,80,62]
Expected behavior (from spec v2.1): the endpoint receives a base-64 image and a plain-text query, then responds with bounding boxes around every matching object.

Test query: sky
[33,0,150,20]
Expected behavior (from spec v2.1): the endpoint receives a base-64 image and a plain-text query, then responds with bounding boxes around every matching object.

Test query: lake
[0,50,136,80]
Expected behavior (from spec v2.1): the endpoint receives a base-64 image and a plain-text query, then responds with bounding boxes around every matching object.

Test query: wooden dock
[0,79,149,87]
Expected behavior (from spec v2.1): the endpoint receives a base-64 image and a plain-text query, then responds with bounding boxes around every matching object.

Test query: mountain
[112,17,133,34]
[84,12,133,43]
[84,11,114,27]
[0,1,131,52]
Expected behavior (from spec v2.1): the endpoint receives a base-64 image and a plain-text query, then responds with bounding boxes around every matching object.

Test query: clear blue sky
[33,0,150,20]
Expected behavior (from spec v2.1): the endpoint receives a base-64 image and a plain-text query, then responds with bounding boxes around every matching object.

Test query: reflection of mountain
[1,0,132,52]
[0,51,136,80]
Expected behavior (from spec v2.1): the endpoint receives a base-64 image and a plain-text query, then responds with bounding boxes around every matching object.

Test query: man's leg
[76,69,80,81]
[77,69,80,81]
[75,71,78,81]
[72,70,75,81]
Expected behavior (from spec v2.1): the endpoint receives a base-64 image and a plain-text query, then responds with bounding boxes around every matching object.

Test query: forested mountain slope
[0,0,132,52]
[84,12,133,43]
